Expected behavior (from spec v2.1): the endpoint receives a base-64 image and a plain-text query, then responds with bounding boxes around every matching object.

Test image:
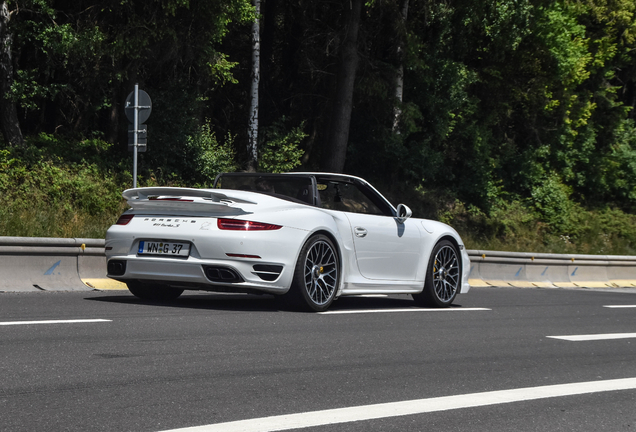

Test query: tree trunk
[247,0,261,172]
[107,84,120,144]
[0,1,23,148]
[392,0,409,133]
[322,0,362,173]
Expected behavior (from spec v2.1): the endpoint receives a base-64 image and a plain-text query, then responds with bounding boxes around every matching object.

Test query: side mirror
[396,204,412,224]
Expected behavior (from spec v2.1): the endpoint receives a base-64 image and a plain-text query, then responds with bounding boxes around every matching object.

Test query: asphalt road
[1,286,635,432]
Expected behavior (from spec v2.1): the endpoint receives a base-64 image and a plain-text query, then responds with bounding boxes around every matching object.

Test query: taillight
[217,218,282,231]
[116,214,134,225]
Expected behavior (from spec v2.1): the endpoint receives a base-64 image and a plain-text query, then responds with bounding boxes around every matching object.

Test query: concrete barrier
[0,237,126,292]
[1,237,635,292]
[467,250,636,288]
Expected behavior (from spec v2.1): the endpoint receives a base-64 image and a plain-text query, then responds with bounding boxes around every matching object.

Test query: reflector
[226,253,262,259]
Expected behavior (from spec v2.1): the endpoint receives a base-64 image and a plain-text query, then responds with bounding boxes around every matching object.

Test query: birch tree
[247,0,261,171]
[0,0,23,147]
[392,0,409,133]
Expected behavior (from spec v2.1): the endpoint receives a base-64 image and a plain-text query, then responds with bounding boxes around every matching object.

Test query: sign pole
[133,84,139,188]
[125,85,151,188]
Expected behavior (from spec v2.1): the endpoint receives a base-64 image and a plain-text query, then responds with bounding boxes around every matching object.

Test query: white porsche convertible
[106,173,470,311]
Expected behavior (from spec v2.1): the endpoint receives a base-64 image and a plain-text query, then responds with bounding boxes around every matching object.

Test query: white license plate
[138,241,190,256]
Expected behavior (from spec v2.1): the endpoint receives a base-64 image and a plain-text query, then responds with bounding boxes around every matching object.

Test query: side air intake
[252,264,283,282]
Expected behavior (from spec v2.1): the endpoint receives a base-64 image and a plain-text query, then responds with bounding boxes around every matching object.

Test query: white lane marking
[319,307,490,315]
[0,319,112,326]
[604,305,636,308]
[547,333,636,341]
[159,377,636,432]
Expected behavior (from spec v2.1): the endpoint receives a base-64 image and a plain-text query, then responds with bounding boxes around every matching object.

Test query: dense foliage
[1,0,636,253]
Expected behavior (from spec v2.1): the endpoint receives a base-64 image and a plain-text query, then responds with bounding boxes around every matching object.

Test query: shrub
[183,121,237,187]
[258,118,306,173]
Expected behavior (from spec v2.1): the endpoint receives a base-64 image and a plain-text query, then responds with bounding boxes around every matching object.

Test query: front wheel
[413,240,460,308]
[127,282,184,301]
[283,235,340,312]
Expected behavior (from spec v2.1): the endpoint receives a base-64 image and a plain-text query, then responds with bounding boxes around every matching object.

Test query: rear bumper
[106,255,293,295]
[105,218,308,295]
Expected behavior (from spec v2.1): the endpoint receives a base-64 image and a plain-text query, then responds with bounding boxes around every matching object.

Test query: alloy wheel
[303,240,338,306]
[432,245,459,302]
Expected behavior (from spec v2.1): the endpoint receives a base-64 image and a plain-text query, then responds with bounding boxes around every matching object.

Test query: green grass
[0,204,127,239]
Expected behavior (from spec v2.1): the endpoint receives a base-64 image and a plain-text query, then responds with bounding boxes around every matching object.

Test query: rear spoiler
[122,187,256,215]
[123,187,257,204]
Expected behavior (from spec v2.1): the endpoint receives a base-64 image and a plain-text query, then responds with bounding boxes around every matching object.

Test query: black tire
[413,240,460,308]
[127,282,184,301]
[282,234,340,312]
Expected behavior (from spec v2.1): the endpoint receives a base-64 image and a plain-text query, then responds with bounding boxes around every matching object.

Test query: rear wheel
[413,240,460,308]
[127,282,184,301]
[283,235,339,312]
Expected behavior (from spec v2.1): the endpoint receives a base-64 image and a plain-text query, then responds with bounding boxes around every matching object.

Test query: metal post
[133,84,139,188]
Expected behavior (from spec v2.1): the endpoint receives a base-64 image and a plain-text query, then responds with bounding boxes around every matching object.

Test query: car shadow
[85,292,281,312]
[84,291,463,313]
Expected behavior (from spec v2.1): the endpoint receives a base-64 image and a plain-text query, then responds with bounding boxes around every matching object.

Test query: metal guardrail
[467,250,636,288]
[0,236,105,255]
[0,237,635,292]
[0,237,119,292]
[468,249,636,264]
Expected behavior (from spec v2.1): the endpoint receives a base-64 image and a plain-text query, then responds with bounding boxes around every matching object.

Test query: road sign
[128,124,147,152]
[126,85,152,188]
[125,90,152,124]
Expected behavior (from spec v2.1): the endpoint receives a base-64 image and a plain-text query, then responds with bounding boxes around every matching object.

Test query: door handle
[354,227,368,238]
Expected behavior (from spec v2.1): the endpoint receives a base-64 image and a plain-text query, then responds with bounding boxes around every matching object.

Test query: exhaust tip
[107,260,127,276]
[203,266,243,283]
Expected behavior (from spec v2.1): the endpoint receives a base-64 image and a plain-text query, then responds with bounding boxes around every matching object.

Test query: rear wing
[122,187,256,215]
